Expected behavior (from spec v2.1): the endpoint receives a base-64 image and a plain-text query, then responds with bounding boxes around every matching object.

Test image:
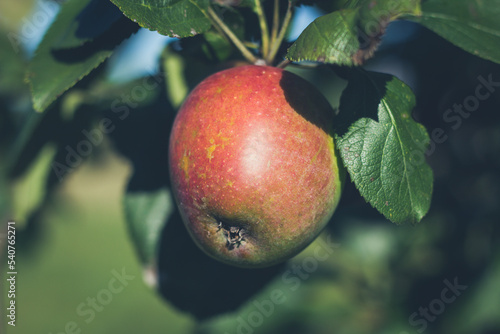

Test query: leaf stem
[255,0,270,59]
[266,0,292,64]
[244,41,260,50]
[207,6,259,64]
[270,0,279,48]
[277,59,291,68]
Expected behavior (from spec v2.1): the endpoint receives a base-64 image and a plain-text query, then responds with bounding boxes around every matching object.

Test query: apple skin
[169,65,342,268]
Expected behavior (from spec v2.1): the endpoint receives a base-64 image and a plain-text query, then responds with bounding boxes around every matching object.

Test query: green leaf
[11,144,57,227]
[109,85,173,282]
[124,187,174,269]
[110,0,212,38]
[353,0,420,64]
[0,172,9,222]
[404,0,500,64]
[27,0,138,112]
[357,0,420,17]
[0,28,27,95]
[237,0,257,9]
[287,8,360,66]
[162,47,189,108]
[295,0,347,12]
[335,70,433,224]
[288,1,422,65]
[7,111,49,176]
[357,0,421,36]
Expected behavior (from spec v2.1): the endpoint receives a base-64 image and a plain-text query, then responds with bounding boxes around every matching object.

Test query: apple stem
[266,0,293,65]
[255,0,270,58]
[207,6,259,65]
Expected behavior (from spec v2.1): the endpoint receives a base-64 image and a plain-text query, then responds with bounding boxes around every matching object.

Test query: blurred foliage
[1,0,500,334]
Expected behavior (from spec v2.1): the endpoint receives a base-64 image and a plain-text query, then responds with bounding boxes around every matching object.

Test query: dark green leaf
[335,70,433,224]
[10,144,56,226]
[357,0,420,22]
[60,76,161,114]
[124,187,174,266]
[0,165,9,222]
[404,0,500,64]
[287,8,360,65]
[27,0,138,112]
[237,0,256,9]
[7,110,52,178]
[0,29,26,95]
[53,0,124,49]
[356,0,420,59]
[288,0,422,65]
[110,0,212,38]
[110,90,175,273]
[296,0,353,12]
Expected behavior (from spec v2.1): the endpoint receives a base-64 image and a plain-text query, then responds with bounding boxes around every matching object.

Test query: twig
[255,0,270,58]
[270,0,280,48]
[266,0,292,64]
[207,6,259,64]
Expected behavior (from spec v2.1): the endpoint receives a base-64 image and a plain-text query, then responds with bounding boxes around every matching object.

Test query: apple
[169,65,342,268]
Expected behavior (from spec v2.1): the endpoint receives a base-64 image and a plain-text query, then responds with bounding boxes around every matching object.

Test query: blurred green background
[1,1,500,334]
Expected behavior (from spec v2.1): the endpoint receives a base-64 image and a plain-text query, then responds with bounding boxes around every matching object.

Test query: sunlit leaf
[110,0,212,38]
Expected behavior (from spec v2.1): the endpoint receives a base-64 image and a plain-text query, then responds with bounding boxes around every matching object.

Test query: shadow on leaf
[51,13,138,63]
[334,68,390,137]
